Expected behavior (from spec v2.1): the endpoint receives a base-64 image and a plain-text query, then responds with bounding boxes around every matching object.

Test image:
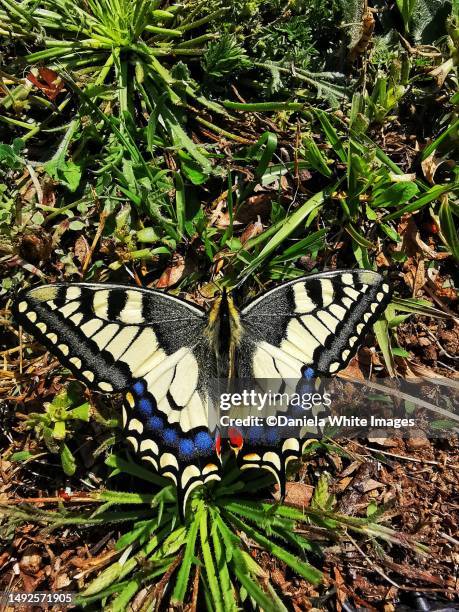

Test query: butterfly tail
[237,437,304,498]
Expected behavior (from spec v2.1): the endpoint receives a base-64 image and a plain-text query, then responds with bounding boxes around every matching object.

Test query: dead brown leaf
[74,235,90,265]
[273,481,313,507]
[336,476,353,492]
[333,566,348,612]
[376,250,391,267]
[403,257,425,295]
[19,547,42,575]
[360,478,384,493]
[156,254,186,288]
[338,356,366,381]
[235,193,272,224]
[18,232,52,265]
[241,219,263,244]
[421,152,441,184]
[208,201,230,228]
[26,67,64,100]
[398,216,419,257]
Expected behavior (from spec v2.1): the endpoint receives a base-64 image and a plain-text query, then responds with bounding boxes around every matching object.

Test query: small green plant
[24,383,90,475]
[0,184,15,235]
[365,55,411,124]
[203,33,251,81]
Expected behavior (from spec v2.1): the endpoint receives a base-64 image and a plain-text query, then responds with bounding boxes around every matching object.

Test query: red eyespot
[215,432,222,457]
[228,427,244,450]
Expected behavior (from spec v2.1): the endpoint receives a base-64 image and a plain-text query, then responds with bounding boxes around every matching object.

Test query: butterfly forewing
[239,270,390,377]
[14,284,205,387]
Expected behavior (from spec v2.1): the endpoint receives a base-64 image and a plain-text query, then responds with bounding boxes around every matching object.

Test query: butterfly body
[13,270,390,515]
[205,290,242,378]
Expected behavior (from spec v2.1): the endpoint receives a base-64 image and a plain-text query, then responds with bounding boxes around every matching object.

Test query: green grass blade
[269,229,327,264]
[232,563,281,612]
[239,131,278,201]
[392,297,455,319]
[223,101,303,112]
[174,171,186,235]
[105,454,171,488]
[111,580,141,612]
[225,511,322,584]
[115,518,159,550]
[241,187,331,278]
[157,97,212,174]
[314,109,346,163]
[97,490,161,504]
[200,509,224,612]
[171,503,202,603]
[345,223,375,249]
[251,131,278,180]
[373,317,395,377]
[0,0,38,26]
[421,118,459,160]
[222,500,294,530]
[242,217,290,251]
[302,136,333,177]
[439,198,459,261]
[210,509,237,612]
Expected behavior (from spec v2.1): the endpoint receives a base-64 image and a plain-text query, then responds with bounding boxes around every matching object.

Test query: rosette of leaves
[1,455,427,610]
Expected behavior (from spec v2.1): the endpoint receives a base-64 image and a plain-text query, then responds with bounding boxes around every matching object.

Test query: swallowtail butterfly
[13,270,390,514]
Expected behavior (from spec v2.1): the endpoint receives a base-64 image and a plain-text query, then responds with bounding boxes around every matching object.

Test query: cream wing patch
[143,347,208,430]
[293,283,316,313]
[286,318,320,357]
[253,341,303,379]
[118,291,145,324]
[116,328,160,377]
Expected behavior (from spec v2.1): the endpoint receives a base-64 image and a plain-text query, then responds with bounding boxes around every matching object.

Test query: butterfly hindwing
[13,283,222,514]
[123,381,221,513]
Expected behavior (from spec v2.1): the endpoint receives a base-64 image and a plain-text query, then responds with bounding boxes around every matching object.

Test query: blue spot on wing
[139,398,154,416]
[148,415,163,430]
[133,381,145,395]
[194,431,213,453]
[179,439,195,457]
[163,428,178,444]
[265,428,280,444]
[247,426,263,443]
[129,379,216,462]
[298,367,315,396]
